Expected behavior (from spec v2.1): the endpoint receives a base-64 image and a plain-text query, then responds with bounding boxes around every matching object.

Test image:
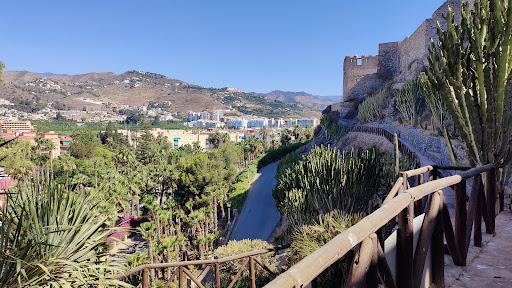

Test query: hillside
[251,90,340,110]
[0,71,320,119]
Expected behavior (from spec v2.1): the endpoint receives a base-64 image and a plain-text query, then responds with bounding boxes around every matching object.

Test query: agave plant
[0,183,132,287]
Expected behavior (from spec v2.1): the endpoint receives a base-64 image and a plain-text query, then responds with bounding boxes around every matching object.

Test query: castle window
[357,59,362,65]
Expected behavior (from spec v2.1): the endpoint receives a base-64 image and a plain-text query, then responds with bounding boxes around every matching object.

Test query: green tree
[69,130,100,159]
[58,154,77,190]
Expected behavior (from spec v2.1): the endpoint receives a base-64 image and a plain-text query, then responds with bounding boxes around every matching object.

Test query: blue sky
[0,1,446,96]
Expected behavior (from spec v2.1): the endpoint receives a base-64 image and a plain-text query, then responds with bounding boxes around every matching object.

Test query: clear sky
[0,1,446,96]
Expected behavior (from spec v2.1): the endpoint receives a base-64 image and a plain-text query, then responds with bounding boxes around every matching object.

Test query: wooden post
[474,189,482,247]
[479,181,494,234]
[376,238,397,288]
[346,237,374,288]
[215,263,221,288]
[442,196,464,266]
[413,192,441,288]
[397,198,414,288]
[142,268,149,288]
[454,180,467,265]
[465,175,481,254]
[367,234,379,288]
[486,167,497,229]
[249,256,256,288]
[432,192,445,287]
[179,266,185,288]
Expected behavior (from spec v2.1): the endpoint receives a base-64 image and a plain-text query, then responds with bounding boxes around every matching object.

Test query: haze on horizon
[0,0,445,96]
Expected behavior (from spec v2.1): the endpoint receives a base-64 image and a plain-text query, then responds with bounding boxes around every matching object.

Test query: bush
[395,77,427,126]
[213,239,279,287]
[320,114,344,141]
[228,155,262,211]
[273,146,383,230]
[287,210,363,288]
[257,141,307,170]
[357,90,388,122]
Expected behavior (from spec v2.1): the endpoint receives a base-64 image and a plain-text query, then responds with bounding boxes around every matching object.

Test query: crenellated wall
[342,0,471,101]
[343,54,378,98]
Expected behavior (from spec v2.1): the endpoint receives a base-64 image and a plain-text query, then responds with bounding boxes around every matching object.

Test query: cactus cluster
[426,0,512,167]
[357,90,388,123]
[272,146,383,229]
[320,113,344,141]
[395,77,427,126]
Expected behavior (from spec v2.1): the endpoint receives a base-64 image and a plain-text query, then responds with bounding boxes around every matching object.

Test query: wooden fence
[350,126,419,166]
[113,244,289,288]
[264,163,500,288]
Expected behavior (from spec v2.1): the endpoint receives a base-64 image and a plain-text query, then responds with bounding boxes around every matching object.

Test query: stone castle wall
[342,55,378,97]
[343,0,469,100]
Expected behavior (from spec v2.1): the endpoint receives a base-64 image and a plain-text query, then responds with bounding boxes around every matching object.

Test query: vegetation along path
[230,161,281,241]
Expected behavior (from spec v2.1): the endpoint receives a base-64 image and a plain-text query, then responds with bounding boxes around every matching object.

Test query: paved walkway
[230,161,281,241]
[446,210,512,287]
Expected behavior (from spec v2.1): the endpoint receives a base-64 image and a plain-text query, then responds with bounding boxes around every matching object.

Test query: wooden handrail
[114,244,289,280]
[265,164,496,287]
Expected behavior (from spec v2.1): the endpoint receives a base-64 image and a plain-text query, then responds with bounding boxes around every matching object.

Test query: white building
[226,118,248,129]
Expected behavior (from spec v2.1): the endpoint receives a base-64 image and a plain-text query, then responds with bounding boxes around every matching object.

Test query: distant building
[226,118,248,129]
[297,118,319,127]
[0,120,34,132]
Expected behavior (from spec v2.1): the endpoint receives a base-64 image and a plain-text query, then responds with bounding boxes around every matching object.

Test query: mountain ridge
[0,70,320,119]
[250,90,340,110]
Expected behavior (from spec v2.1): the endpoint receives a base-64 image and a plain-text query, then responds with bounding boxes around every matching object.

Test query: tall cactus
[426,0,512,167]
[272,146,383,229]
[395,77,427,127]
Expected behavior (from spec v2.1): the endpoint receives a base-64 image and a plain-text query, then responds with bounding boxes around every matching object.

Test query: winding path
[230,161,281,241]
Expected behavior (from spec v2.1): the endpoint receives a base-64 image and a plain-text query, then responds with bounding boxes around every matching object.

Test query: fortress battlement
[342,0,470,101]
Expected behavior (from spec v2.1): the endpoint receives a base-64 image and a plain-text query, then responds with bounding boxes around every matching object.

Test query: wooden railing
[350,126,419,166]
[264,163,500,288]
[113,244,289,288]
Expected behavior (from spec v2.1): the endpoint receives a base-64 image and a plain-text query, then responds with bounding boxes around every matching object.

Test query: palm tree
[138,222,156,285]
[43,139,56,180]
[58,155,76,190]
[260,126,269,142]
[280,129,292,146]
[128,171,142,216]
[206,186,221,231]
[6,158,34,183]
[293,124,304,142]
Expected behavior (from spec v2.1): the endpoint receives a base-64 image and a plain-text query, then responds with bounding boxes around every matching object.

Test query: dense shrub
[273,146,383,229]
[257,141,307,170]
[395,77,427,126]
[357,90,388,123]
[287,211,363,288]
[320,114,344,141]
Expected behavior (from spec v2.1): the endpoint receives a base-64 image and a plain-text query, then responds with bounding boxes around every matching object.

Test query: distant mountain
[0,70,320,119]
[251,90,340,110]
[35,72,70,77]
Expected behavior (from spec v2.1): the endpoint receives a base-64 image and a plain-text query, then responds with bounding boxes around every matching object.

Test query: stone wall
[343,55,378,99]
[342,0,470,100]
[377,42,400,81]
